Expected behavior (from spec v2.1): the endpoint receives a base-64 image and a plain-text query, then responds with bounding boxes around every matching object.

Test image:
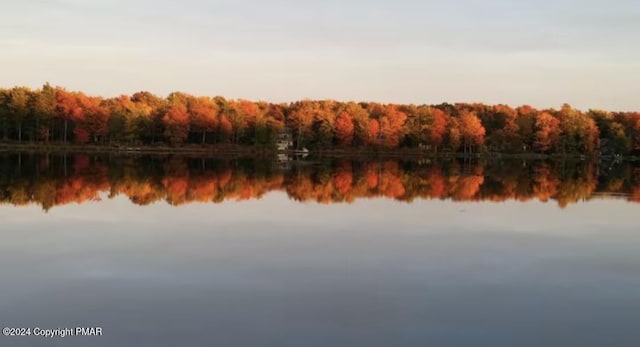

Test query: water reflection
[0,153,639,211]
[2,154,640,347]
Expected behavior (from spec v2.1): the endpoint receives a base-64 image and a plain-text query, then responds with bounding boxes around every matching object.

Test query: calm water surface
[0,154,639,347]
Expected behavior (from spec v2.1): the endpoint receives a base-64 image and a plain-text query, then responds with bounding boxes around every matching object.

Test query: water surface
[1,154,639,347]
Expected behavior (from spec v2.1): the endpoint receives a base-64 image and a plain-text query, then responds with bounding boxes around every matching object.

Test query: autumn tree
[555,104,599,154]
[533,112,561,153]
[3,83,640,156]
[340,102,369,146]
[55,89,84,143]
[261,102,286,145]
[405,105,448,153]
[218,99,248,144]
[132,91,165,143]
[484,104,520,152]
[367,104,407,148]
[252,102,275,145]
[288,100,316,149]
[623,112,640,154]
[312,100,336,147]
[102,96,128,143]
[214,97,240,144]
[446,117,462,152]
[458,111,485,154]
[78,95,109,143]
[162,99,190,145]
[188,96,218,144]
[218,114,233,142]
[403,104,423,146]
[515,105,537,152]
[367,118,380,147]
[233,100,258,143]
[334,111,355,147]
[589,110,630,155]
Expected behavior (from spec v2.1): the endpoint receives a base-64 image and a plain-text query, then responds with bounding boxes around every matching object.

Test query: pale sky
[1,0,639,110]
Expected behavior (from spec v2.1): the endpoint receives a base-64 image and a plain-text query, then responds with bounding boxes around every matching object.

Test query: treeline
[1,154,639,211]
[1,84,640,155]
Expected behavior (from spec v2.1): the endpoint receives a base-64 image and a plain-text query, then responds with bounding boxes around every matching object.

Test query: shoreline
[0,142,637,161]
[0,143,277,158]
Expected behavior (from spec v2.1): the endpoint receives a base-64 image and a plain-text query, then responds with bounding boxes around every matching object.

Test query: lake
[1,153,639,347]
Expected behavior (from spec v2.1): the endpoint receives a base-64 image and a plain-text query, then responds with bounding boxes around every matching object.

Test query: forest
[1,154,639,211]
[1,84,640,156]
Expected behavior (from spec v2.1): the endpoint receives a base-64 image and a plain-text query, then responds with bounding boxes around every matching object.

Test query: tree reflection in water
[0,153,638,211]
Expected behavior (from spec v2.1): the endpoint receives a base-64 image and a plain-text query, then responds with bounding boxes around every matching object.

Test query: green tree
[0,89,10,140]
[556,104,599,154]
[8,87,32,142]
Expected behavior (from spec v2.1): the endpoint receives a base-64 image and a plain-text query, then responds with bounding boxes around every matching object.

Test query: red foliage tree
[334,111,355,147]
[162,102,190,145]
[367,119,380,146]
[78,95,109,143]
[55,89,84,143]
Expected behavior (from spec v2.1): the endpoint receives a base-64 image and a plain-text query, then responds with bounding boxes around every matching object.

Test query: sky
[1,0,639,110]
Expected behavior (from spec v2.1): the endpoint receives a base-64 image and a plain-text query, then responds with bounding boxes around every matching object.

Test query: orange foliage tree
[534,112,561,153]
[458,111,485,154]
[189,96,218,144]
[3,83,640,156]
[163,101,190,145]
[334,111,355,147]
